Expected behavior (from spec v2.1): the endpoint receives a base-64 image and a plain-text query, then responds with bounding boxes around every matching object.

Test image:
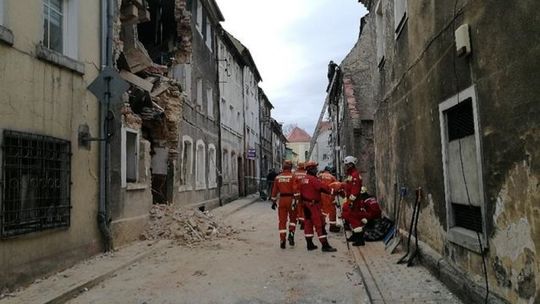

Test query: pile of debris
[141,205,239,247]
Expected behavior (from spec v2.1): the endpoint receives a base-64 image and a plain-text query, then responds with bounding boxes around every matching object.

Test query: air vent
[446,98,474,141]
[452,203,482,232]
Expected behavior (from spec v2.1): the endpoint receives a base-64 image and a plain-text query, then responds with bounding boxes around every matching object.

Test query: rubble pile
[141,205,238,246]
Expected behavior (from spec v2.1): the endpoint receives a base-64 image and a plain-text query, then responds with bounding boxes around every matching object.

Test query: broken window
[180,136,193,188]
[1,130,71,237]
[43,0,64,53]
[195,140,206,189]
[137,0,178,64]
[439,86,487,252]
[208,144,217,188]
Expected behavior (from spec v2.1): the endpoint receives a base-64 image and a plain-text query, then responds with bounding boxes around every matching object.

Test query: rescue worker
[292,162,307,230]
[299,161,337,252]
[270,160,298,249]
[340,156,367,246]
[319,166,340,233]
[359,187,382,222]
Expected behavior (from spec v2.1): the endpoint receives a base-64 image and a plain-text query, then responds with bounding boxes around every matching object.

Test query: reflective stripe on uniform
[318,235,327,239]
[305,234,314,237]
[298,217,304,221]
[289,223,296,227]
[279,229,287,233]
[353,227,363,233]
[328,221,337,224]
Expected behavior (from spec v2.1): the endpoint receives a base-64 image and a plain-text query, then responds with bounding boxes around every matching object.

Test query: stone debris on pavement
[140,204,239,247]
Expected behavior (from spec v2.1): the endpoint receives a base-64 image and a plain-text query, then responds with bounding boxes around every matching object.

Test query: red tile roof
[287,127,311,143]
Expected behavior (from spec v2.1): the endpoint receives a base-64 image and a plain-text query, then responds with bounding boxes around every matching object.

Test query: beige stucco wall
[287,142,310,163]
[0,0,102,289]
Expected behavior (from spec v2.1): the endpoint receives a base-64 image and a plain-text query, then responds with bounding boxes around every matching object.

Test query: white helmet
[343,156,357,165]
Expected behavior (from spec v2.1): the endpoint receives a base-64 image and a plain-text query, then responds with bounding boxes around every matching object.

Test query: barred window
[1,130,71,238]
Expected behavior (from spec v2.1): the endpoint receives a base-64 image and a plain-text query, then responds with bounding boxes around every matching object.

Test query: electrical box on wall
[455,24,471,57]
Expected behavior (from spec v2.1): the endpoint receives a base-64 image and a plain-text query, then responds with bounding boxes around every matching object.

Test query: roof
[287,127,312,143]
[225,31,263,82]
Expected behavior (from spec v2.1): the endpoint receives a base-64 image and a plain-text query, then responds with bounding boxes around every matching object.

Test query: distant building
[271,119,287,170]
[286,127,311,164]
[312,121,333,171]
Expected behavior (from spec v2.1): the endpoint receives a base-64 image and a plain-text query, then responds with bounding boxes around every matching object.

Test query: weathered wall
[0,0,102,289]
[369,0,540,302]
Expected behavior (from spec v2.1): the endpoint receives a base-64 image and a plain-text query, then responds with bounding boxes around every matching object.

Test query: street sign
[247,148,256,159]
[88,67,130,104]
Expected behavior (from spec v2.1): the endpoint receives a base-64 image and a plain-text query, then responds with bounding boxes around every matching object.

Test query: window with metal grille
[446,98,475,141]
[1,130,71,238]
[452,203,482,232]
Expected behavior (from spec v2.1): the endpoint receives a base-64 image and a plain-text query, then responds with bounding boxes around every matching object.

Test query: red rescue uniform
[271,170,298,242]
[300,174,333,244]
[292,169,307,227]
[319,171,338,228]
[361,197,382,221]
[341,167,369,233]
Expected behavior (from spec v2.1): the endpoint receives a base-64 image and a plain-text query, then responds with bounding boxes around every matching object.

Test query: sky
[215,0,368,136]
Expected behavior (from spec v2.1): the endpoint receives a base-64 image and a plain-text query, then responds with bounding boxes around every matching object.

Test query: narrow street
[65,200,364,304]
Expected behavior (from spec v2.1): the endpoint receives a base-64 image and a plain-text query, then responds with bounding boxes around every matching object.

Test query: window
[439,85,487,252]
[229,105,234,127]
[376,0,386,67]
[179,136,193,190]
[42,0,78,58]
[1,130,71,237]
[231,152,237,181]
[196,78,203,108]
[122,128,140,185]
[221,98,227,123]
[207,87,214,118]
[208,144,217,188]
[394,0,407,38]
[206,20,213,50]
[195,140,206,190]
[196,0,202,32]
[222,149,229,182]
[43,0,63,53]
[0,0,4,26]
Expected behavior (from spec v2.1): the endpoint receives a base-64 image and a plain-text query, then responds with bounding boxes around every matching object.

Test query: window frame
[42,0,79,59]
[439,85,488,253]
[208,144,217,189]
[207,87,214,119]
[179,135,194,191]
[121,127,140,187]
[195,140,206,190]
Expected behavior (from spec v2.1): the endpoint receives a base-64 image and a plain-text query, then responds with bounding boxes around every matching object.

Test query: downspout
[98,0,114,251]
[258,96,263,198]
[215,28,222,206]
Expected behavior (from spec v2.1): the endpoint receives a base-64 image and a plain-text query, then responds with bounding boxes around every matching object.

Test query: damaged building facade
[340,1,539,303]
[0,0,103,289]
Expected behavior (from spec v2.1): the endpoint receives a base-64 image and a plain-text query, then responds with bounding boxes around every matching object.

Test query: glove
[361,218,368,224]
[271,201,277,210]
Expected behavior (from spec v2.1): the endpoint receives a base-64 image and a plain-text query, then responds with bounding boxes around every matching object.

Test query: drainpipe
[97,0,114,251]
[215,28,222,206]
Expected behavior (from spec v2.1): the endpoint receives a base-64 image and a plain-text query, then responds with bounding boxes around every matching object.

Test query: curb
[348,245,377,304]
[220,195,261,218]
[45,241,170,304]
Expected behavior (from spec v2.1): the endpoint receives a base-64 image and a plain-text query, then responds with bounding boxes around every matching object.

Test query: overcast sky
[216,0,367,135]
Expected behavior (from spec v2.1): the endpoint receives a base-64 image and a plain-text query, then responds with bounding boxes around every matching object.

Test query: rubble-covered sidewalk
[0,195,259,304]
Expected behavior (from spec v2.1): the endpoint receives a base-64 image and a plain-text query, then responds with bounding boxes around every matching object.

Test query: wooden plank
[119,70,154,92]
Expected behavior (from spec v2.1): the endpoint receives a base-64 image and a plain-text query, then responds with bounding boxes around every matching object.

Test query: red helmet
[297,162,305,170]
[283,160,293,170]
[305,160,318,170]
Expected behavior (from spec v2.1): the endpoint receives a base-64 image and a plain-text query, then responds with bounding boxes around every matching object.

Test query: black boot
[280,240,286,249]
[288,232,295,246]
[346,232,358,242]
[306,237,318,251]
[321,241,337,252]
[299,221,304,230]
[329,224,341,233]
[352,232,365,247]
